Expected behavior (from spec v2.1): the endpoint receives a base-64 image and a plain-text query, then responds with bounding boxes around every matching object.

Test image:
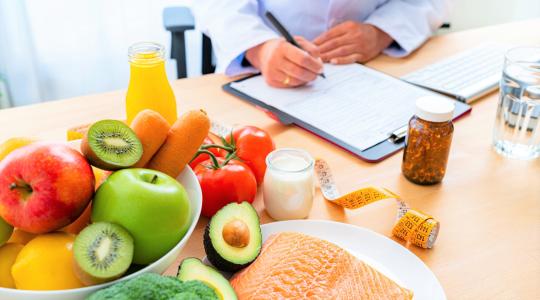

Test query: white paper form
[230,64,435,151]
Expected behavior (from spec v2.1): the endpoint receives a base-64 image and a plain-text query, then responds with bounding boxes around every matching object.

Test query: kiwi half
[81,120,143,170]
[73,222,134,286]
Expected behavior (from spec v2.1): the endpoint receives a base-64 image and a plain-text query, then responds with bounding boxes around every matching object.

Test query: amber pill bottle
[402,96,455,185]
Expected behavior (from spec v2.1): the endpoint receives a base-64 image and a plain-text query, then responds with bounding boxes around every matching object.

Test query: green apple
[92,168,191,264]
[0,216,13,246]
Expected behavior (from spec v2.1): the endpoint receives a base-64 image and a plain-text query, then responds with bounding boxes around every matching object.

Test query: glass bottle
[126,42,177,125]
[402,96,455,185]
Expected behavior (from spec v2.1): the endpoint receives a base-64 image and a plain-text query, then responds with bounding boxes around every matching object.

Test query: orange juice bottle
[126,42,177,125]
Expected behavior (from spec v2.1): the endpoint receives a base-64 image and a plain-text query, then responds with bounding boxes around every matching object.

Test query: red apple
[0,143,95,233]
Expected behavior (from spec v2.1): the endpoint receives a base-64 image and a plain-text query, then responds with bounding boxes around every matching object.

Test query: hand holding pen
[244,12,325,88]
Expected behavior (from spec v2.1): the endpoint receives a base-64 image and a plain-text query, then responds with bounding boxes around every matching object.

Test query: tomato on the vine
[223,126,275,185]
[194,155,257,218]
[189,136,223,169]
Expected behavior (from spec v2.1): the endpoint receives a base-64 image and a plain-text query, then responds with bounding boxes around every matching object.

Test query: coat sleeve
[192,0,279,76]
[364,0,449,57]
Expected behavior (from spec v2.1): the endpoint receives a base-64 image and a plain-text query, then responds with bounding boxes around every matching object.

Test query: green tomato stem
[200,144,233,152]
[195,149,221,169]
[222,151,238,166]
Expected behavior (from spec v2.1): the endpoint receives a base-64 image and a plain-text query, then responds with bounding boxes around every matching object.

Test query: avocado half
[204,202,262,272]
[178,258,237,300]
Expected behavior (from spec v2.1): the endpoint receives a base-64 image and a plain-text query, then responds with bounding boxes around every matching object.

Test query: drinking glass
[493,47,540,160]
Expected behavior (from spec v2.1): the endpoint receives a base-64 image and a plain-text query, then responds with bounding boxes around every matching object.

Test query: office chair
[163,7,214,79]
[163,6,450,79]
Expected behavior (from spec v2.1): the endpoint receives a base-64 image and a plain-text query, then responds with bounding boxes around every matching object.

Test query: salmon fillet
[230,232,413,300]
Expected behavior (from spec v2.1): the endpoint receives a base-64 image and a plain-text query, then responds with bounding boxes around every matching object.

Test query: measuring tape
[315,159,439,249]
[210,121,439,249]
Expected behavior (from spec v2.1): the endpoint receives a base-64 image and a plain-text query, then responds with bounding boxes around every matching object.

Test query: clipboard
[222,67,471,163]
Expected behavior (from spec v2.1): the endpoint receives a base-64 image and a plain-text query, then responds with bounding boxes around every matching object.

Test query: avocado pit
[222,219,250,248]
[203,202,262,272]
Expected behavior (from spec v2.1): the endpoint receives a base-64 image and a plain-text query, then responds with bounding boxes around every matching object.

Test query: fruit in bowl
[0,165,203,300]
[73,222,134,285]
[0,217,13,246]
[11,232,84,290]
[92,168,192,265]
[0,243,24,288]
[81,120,143,171]
[0,137,35,161]
[0,143,95,234]
[0,109,208,299]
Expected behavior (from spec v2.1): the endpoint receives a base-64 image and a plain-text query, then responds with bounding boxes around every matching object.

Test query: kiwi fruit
[73,222,134,286]
[81,120,143,170]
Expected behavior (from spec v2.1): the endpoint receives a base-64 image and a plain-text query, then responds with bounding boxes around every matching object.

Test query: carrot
[146,109,210,178]
[130,109,171,167]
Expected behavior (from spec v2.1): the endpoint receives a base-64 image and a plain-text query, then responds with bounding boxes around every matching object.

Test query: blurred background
[0,0,538,108]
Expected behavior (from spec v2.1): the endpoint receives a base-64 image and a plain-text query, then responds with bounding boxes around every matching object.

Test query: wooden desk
[1,19,539,299]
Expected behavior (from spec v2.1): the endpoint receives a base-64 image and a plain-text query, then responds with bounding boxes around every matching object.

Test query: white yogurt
[263,148,314,220]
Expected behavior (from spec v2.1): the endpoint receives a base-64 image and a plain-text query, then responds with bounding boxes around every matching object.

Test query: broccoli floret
[170,292,202,300]
[87,273,218,300]
[87,274,183,300]
[172,280,219,300]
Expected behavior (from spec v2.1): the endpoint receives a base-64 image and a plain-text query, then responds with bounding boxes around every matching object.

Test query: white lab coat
[193,0,449,76]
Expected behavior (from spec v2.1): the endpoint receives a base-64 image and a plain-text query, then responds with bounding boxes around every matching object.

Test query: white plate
[259,220,446,300]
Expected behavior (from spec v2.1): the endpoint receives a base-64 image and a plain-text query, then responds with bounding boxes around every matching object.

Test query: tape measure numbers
[315,159,439,249]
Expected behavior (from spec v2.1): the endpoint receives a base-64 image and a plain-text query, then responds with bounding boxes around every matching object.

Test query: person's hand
[313,22,393,64]
[245,37,324,88]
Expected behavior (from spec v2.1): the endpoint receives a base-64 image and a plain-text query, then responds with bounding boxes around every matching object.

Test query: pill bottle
[402,96,455,185]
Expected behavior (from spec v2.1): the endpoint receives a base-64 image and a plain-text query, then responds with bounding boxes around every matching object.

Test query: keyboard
[402,44,512,103]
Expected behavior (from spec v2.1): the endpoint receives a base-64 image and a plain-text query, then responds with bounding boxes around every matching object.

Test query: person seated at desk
[193,0,448,88]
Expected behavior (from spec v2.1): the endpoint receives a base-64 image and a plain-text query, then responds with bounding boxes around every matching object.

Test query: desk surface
[1,19,539,299]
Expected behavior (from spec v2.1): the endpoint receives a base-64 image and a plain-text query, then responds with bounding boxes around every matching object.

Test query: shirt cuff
[224,52,260,76]
[222,32,279,76]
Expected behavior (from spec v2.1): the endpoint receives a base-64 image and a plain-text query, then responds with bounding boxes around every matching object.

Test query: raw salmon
[230,232,413,299]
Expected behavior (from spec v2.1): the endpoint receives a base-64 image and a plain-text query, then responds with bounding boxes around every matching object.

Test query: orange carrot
[146,109,210,178]
[130,109,171,167]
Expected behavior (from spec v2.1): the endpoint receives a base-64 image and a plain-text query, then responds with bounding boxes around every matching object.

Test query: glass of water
[493,47,540,160]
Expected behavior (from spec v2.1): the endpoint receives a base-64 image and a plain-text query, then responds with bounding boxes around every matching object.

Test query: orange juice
[126,42,177,125]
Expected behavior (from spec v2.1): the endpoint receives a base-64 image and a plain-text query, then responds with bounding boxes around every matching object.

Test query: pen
[265,11,326,79]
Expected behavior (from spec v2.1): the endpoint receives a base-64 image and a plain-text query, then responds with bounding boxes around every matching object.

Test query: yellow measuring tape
[209,121,439,249]
[315,159,439,249]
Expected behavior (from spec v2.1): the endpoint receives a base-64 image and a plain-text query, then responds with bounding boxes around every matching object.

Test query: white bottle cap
[415,96,455,122]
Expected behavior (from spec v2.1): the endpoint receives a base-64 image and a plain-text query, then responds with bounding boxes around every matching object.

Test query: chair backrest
[202,34,215,75]
[163,6,214,79]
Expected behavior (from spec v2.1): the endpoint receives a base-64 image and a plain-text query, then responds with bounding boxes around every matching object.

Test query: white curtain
[0,0,42,107]
[0,0,201,107]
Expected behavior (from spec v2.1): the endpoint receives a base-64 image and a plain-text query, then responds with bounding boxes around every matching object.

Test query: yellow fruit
[11,233,84,290]
[67,123,91,141]
[92,167,111,189]
[7,229,36,245]
[0,137,35,161]
[0,243,24,288]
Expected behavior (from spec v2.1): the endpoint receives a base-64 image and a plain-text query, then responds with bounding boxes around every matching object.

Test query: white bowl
[0,167,203,300]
